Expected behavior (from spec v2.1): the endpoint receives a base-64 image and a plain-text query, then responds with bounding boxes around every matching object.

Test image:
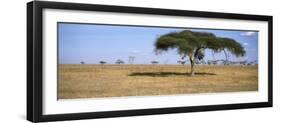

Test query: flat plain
[58,64,258,99]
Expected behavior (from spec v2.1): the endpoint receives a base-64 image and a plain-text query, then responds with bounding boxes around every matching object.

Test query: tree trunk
[223,49,228,61]
[190,60,195,76]
[189,48,202,76]
[223,49,228,65]
[188,54,195,76]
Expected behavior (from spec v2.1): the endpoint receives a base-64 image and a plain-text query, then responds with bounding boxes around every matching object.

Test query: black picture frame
[27,1,273,122]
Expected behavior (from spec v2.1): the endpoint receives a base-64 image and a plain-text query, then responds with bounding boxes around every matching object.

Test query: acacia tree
[128,56,136,64]
[151,61,159,65]
[115,59,125,64]
[99,61,107,65]
[154,30,245,76]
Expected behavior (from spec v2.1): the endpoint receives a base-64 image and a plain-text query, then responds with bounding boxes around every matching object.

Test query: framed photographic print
[27,1,273,122]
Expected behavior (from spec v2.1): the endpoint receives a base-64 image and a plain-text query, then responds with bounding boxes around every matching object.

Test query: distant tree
[128,56,136,64]
[80,61,85,64]
[115,59,125,64]
[99,61,107,65]
[154,30,245,76]
[177,60,186,65]
[151,61,159,65]
[240,60,247,65]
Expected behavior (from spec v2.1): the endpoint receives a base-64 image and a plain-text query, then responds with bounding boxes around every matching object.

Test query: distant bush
[115,59,125,64]
[151,61,159,65]
[99,61,107,64]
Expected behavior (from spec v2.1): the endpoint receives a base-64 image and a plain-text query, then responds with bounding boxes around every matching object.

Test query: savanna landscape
[58,23,259,99]
[58,64,258,99]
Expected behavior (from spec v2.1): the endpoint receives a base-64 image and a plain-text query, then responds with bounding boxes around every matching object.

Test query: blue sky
[58,23,258,64]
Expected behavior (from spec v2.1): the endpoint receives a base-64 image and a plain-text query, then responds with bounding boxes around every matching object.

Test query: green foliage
[155,30,246,75]
[154,30,246,58]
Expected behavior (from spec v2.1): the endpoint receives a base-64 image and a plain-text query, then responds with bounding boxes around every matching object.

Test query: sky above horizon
[58,23,258,64]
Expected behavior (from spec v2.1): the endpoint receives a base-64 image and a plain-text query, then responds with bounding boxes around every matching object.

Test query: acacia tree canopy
[154,30,246,75]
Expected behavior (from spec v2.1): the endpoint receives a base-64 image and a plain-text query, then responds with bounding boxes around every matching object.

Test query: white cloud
[241,31,256,36]
[243,43,248,46]
[130,50,141,54]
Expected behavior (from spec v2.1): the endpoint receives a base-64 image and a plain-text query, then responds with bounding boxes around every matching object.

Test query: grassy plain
[58,64,258,99]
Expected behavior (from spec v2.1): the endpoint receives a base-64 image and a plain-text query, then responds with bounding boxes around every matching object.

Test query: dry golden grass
[58,64,258,99]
